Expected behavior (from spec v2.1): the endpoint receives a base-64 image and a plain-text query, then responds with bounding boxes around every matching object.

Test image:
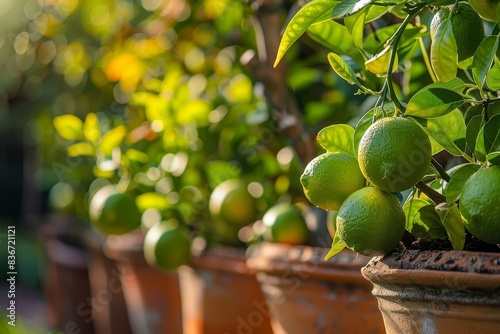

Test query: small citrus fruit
[468,0,500,22]
[358,117,431,192]
[430,3,485,62]
[143,222,191,271]
[209,179,257,228]
[89,186,141,235]
[337,187,406,256]
[300,152,366,211]
[460,166,500,244]
[262,203,310,245]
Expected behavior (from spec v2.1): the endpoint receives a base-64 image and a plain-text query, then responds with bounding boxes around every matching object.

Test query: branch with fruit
[274,0,500,258]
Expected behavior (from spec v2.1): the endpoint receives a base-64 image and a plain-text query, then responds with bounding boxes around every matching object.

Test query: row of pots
[43,222,500,334]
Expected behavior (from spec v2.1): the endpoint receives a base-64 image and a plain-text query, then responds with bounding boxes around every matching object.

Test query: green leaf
[324,230,346,260]
[67,142,96,157]
[430,18,458,83]
[435,203,465,250]
[307,20,363,63]
[466,115,483,153]
[332,0,372,18]
[125,149,149,164]
[83,113,100,143]
[444,163,480,204]
[353,104,392,155]
[475,113,500,164]
[327,52,361,85]
[486,57,500,90]
[274,0,339,67]
[487,151,500,165]
[410,109,466,156]
[404,199,447,238]
[344,8,367,51]
[472,35,499,90]
[405,78,465,118]
[317,124,355,155]
[136,192,170,212]
[99,125,127,156]
[53,114,84,141]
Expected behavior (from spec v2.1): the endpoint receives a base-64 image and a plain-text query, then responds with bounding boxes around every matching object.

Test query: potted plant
[278,0,500,332]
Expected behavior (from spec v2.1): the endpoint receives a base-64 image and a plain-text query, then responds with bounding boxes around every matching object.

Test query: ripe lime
[89,186,141,235]
[209,179,257,228]
[460,166,500,244]
[337,187,406,256]
[430,3,485,62]
[262,203,310,245]
[468,0,500,22]
[143,222,191,271]
[358,117,431,192]
[300,152,366,211]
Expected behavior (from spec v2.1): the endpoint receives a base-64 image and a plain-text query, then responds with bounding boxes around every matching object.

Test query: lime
[262,203,310,245]
[300,152,366,211]
[209,179,257,228]
[460,166,500,244]
[358,117,432,192]
[89,186,141,235]
[337,187,406,256]
[143,222,191,271]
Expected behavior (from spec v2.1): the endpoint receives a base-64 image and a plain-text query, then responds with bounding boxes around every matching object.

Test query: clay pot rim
[246,242,371,283]
[362,248,500,290]
[188,246,252,276]
[103,230,148,265]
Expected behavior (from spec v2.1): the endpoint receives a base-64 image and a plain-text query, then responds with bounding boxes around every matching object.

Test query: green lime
[300,152,366,211]
[358,117,431,192]
[337,187,406,256]
[460,166,500,244]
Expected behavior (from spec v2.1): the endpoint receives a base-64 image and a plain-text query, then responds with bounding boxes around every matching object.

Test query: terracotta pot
[40,218,95,333]
[85,231,132,334]
[178,247,274,334]
[104,230,183,334]
[362,249,500,334]
[246,242,385,334]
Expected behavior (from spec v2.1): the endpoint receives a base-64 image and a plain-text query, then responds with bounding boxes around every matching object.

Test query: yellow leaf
[99,125,127,155]
[83,113,100,143]
[53,114,83,140]
[67,142,96,157]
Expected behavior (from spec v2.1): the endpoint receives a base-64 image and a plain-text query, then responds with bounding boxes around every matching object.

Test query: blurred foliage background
[0,0,364,329]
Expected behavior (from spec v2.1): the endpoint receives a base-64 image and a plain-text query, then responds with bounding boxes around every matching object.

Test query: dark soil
[405,233,500,253]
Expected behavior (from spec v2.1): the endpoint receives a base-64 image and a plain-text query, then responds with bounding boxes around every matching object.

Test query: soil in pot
[362,247,500,334]
[178,246,274,334]
[246,242,385,334]
[104,230,183,334]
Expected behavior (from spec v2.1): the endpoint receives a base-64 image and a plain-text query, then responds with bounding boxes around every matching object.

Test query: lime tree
[276,0,500,258]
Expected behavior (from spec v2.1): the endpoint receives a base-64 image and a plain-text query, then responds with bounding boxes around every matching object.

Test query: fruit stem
[387,3,427,115]
[415,181,446,204]
[431,158,451,182]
